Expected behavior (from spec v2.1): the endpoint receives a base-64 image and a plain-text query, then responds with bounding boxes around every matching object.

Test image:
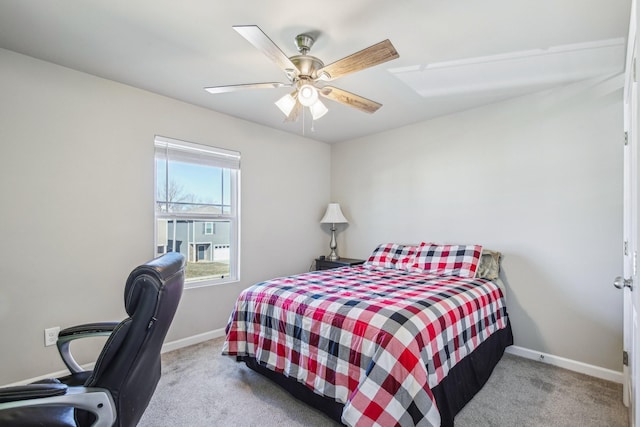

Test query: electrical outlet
[44,326,60,347]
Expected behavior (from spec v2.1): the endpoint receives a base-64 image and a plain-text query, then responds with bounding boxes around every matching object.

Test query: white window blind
[154,135,240,170]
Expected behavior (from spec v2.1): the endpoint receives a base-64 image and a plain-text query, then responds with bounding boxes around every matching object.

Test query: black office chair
[0,252,186,427]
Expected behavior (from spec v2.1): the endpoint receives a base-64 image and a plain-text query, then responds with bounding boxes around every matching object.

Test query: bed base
[241,320,513,427]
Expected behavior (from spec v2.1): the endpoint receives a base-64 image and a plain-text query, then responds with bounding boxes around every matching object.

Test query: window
[204,222,214,235]
[154,136,240,287]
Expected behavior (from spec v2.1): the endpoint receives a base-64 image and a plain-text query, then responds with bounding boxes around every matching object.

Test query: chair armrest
[59,322,119,338]
[0,383,67,403]
[57,322,119,374]
[0,386,116,427]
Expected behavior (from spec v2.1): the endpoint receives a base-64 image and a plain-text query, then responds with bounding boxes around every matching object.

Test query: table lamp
[320,203,348,261]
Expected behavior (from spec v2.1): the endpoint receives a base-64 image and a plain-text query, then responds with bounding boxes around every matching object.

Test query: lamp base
[327,224,339,261]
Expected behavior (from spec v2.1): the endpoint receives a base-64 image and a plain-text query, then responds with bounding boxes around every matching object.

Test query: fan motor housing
[290,55,324,79]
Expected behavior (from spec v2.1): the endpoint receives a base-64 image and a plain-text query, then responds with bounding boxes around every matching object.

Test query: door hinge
[624,350,629,366]
[625,240,629,256]
[625,131,629,146]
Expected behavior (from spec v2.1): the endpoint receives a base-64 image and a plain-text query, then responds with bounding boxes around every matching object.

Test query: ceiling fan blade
[233,25,299,78]
[285,100,303,122]
[204,82,292,94]
[316,39,399,81]
[319,86,382,114]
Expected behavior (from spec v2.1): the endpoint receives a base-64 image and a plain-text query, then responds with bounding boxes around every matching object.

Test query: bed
[223,243,513,427]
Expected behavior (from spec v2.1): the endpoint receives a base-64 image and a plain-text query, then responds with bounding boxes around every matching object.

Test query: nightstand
[315,257,365,271]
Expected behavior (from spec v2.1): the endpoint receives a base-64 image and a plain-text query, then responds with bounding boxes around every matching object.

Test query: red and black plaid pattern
[411,244,482,278]
[223,266,508,427]
[364,243,419,269]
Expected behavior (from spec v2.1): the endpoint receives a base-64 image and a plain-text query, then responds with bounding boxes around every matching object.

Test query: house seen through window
[154,136,240,287]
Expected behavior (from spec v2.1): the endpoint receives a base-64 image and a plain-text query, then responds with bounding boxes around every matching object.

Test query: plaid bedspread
[223,266,509,427]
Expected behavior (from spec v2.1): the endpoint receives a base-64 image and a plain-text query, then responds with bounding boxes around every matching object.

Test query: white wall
[0,49,330,385]
[331,75,624,371]
[0,44,625,383]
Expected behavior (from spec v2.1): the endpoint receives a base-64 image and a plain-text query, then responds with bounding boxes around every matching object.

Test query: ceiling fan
[205,25,399,121]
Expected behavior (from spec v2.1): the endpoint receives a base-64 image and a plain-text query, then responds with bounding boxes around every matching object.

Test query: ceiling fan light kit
[205,25,399,123]
[298,84,318,106]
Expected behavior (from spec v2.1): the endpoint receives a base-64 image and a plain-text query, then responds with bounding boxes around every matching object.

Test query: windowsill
[184,278,240,290]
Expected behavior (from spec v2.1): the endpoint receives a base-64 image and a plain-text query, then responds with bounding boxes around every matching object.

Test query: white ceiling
[0,0,632,143]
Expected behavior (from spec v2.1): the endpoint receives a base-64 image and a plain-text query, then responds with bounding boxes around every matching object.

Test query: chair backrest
[81,252,185,427]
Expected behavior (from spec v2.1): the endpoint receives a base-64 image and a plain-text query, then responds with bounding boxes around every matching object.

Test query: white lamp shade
[310,99,328,120]
[320,203,348,224]
[275,93,297,116]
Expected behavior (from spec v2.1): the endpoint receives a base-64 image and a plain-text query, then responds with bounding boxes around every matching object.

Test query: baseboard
[5,334,623,387]
[161,328,226,353]
[3,329,226,387]
[506,345,623,384]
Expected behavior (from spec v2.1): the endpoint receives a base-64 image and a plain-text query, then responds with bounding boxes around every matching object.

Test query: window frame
[154,135,241,288]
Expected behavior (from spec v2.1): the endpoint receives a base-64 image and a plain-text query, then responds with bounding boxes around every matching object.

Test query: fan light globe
[298,84,318,107]
[275,93,297,116]
[310,99,328,120]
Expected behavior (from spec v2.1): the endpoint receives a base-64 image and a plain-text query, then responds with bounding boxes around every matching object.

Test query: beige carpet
[138,338,627,427]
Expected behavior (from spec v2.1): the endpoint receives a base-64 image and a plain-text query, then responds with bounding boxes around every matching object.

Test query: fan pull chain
[302,107,306,136]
